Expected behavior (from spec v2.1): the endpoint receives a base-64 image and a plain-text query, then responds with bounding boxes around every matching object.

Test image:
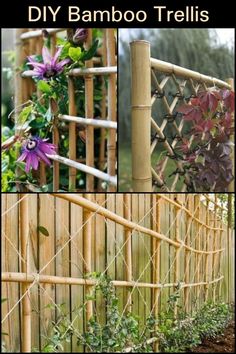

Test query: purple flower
[17,137,56,172]
[73,28,88,44]
[24,47,70,80]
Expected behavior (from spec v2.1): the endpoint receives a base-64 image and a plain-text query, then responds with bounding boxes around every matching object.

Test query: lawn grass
[118,144,184,192]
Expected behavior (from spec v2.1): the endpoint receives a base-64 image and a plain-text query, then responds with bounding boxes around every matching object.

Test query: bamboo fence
[130,40,234,193]
[1,193,234,352]
[14,28,117,192]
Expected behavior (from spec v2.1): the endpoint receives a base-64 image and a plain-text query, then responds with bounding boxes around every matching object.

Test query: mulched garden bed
[191,321,235,353]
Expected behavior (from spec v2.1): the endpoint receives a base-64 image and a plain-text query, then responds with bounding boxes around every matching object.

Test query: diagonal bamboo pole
[130,40,152,192]
[20,194,31,352]
[51,194,224,255]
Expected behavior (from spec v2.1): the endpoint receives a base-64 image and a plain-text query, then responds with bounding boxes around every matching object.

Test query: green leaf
[81,40,99,61]
[68,47,82,62]
[37,80,52,94]
[29,117,46,129]
[37,226,49,237]
[17,105,32,125]
[15,161,26,172]
[44,106,52,122]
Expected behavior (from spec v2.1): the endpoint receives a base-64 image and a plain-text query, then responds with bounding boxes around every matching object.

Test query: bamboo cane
[51,194,224,255]
[2,272,224,289]
[58,114,117,129]
[20,29,64,40]
[174,195,181,316]
[212,195,218,302]
[84,29,94,191]
[68,66,117,76]
[83,194,93,322]
[106,29,117,192]
[124,194,132,312]
[151,58,231,89]
[48,154,117,186]
[68,78,77,190]
[130,40,152,192]
[205,201,210,301]
[195,195,201,307]
[20,194,31,353]
[52,123,60,191]
[15,29,28,192]
[98,29,108,188]
[152,195,161,352]
[184,197,191,312]
[226,78,234,192]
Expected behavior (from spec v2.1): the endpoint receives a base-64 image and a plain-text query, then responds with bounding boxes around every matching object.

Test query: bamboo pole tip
[225,78,234,89]
[130,40,150,47]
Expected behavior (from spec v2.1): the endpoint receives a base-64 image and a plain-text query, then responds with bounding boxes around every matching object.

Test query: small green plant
[193,301,232,339]
[31,276,232,353]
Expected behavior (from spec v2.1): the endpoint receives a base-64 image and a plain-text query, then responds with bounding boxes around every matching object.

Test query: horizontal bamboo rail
[58,114,117,129]
[2,272,224,290]
[68,66,117,76]
[20,28,64,40]
[150,58,231,89]
[22,67,117,79]
[47,154,117,186]
[51,194,224,255]
[159,195,225,231]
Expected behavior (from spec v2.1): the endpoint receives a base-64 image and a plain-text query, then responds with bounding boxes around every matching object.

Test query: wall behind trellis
[1,193,234,352]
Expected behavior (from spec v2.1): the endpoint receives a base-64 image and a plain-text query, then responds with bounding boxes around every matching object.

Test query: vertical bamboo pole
[205,200,210,301]
[35,35,47,186]
[226,78,234,192]
[124,194,132,312]
[98,29,107,186]
[152,194,161,352]
[50,33,60,191]
[212,195,218,302]
[15,29,27,192]
[83,194,93,322]
[184,198,191,312]
[174,196,180,316]
[130,40,152,192]
[85,29,94,191]
[219,208,225,301]
[68,78,77,190]
[53,123,59,191]
[195,195,201,308]
[227,193,232,302]
[106,29,117,192]
[20,194,31,353]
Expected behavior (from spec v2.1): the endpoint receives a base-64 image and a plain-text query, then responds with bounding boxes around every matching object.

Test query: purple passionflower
[73,28,88,44]
[17,137,56,172]
[25,47,70,80]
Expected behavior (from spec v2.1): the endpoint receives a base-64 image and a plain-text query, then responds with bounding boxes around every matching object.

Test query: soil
[191,321,235,353]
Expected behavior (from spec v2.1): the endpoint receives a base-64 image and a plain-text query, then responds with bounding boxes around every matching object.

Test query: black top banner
[0,0,235,27]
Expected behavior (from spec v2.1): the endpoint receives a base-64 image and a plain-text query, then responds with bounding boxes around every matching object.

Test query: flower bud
[73,28,88,44]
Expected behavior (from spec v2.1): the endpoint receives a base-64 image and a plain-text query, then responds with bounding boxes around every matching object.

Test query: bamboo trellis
[1,193,234,352]
[130,40,234,193]
[15,28,117,192]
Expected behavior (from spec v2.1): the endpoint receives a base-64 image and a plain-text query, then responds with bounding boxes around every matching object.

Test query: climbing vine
[171,88,234,192]
[2,29,102,191]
